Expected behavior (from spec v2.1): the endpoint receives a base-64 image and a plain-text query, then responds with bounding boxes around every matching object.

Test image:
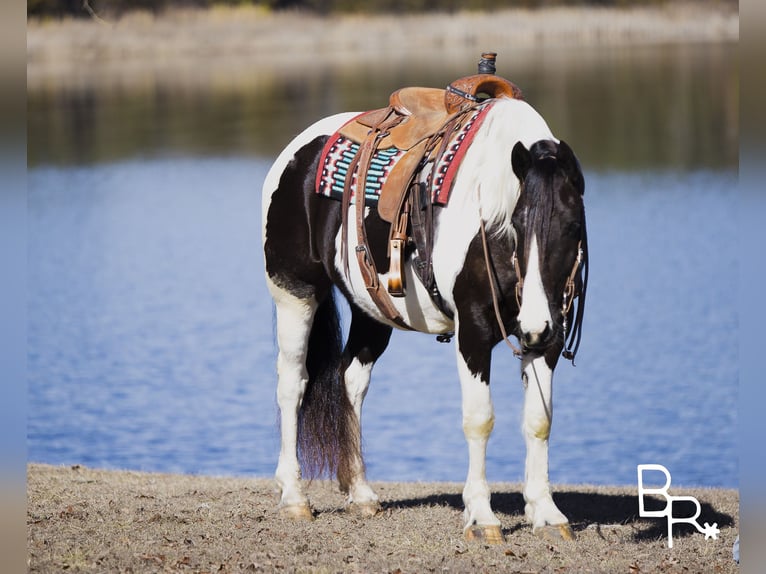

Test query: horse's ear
[512,141,532,181]
[557,140,584,194]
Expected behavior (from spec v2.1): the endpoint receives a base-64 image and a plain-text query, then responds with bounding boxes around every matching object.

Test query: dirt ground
[28,463,738,573]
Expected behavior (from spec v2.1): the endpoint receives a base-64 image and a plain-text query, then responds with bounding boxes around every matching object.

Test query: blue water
[27,160,738,488]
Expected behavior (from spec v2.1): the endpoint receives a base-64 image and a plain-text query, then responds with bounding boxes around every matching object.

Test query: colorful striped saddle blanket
[315,99,495,211]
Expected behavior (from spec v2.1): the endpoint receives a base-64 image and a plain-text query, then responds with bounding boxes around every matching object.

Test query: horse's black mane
[520,140,560,264]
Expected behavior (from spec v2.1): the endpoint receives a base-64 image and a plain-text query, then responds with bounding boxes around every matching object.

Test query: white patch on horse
[522,355,568,530]
[456,346,502,531]
[344,356,372,416]
[342,357,379,506]
[517,234,553,344]
[333,208,454,334]
[265,280,317,511]
[431,98,556,310]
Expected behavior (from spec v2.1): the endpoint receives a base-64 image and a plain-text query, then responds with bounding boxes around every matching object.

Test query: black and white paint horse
[261,96,587,542]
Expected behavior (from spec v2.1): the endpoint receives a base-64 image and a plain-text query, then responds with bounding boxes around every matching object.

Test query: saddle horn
[444,52,523,114]
[478,52,498,74]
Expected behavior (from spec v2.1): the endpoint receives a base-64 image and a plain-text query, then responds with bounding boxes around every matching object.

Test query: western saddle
[336,53,522,328]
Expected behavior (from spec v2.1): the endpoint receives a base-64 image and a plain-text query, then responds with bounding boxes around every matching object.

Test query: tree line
[28,0,729,19]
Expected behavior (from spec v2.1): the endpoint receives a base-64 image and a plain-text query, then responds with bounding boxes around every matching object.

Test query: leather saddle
[336,69,522,327]
[340,74,521,219]
[342,75,522,150]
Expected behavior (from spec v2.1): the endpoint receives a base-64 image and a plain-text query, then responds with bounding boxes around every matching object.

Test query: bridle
[512,241,582,324]
[560,243,583,334]
[512,239,584,355]
[479,193,587,362]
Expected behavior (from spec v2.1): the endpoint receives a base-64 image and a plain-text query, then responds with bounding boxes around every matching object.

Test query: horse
[261,91,588,543]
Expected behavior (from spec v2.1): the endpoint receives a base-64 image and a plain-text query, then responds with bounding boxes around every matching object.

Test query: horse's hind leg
[340,304,392,516]
[270,283,318,520]
[521,354,574,540]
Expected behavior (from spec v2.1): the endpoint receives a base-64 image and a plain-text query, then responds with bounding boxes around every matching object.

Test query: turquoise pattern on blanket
[320,138,406,205]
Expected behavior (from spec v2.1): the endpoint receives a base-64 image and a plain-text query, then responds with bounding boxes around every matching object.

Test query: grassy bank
[28,463,738,573]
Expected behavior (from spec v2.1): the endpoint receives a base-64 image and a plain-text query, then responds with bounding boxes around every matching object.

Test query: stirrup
[387,238,406,297]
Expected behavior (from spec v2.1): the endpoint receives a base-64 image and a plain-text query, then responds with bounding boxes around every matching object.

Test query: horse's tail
[298,289,358,492]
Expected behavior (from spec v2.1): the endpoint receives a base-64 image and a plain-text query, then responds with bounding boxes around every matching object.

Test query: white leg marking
[517,235,553,344]
[457,351,501,531]
[343,358,379,506]
[522,355,568,530]
[268,281,317,511]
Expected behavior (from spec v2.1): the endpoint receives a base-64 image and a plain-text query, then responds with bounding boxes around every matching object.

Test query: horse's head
[511,139,587,361]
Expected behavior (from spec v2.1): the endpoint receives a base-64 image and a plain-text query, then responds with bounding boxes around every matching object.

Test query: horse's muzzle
[520,321,554,351]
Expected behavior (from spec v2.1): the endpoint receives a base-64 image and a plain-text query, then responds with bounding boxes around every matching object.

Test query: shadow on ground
[383,489,735,542]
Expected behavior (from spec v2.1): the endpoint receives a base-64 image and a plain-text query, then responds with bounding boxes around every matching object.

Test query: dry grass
[28,463,739,573]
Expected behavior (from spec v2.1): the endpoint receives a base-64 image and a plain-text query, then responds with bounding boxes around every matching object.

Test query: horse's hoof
[347,501,381,517]
[278,504,314,521]
[534,523,575,542]
[465,524,505,544]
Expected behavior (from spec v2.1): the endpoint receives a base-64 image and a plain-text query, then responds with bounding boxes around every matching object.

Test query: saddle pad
[430,101,492,205]
[315,101,494,207]
[316,137,406,206]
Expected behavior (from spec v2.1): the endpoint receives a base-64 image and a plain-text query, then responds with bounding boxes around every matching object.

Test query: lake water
[27,43,738,488]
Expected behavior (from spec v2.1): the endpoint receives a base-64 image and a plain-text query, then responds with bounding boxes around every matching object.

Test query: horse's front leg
[456,338,504,544]
[340,306,393,516]
[521,352,574,540]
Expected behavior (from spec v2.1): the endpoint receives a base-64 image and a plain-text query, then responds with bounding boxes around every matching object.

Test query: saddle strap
[409,182,454,320]
[343,111,413,330]
[422,113,463,271]
[341,107,400,278]
[354,134,382,291]
[340,149,360,280]
[404,110,473,320]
